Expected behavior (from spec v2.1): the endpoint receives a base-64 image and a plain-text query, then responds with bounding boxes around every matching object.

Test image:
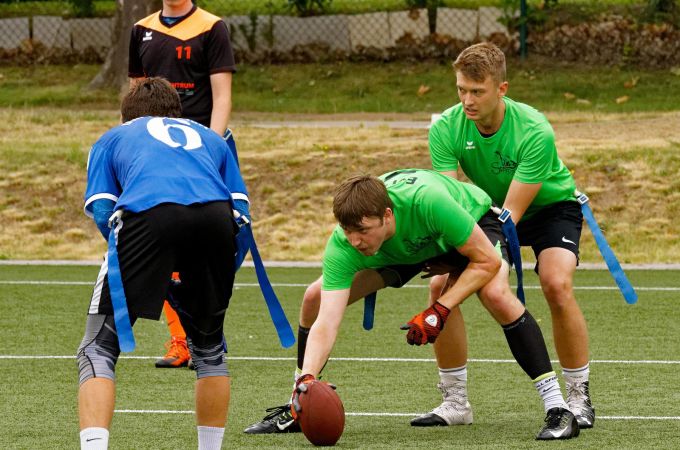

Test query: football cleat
[243,404,302,434]
[536,407,580,440]
[567,380,595,428]
[411,380,473,426]
[155,336,191,368]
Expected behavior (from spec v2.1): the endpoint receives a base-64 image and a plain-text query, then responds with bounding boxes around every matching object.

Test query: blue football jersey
[84,117,248,217]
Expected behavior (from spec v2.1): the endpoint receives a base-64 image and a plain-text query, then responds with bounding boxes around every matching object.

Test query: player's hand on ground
[291,374,316,418]
[400,301,450,345]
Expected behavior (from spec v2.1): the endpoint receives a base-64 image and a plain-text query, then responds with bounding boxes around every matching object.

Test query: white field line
[2,280,680,292]
[2,260,680,270]
[111,409,680,421]
[2,355,679,364]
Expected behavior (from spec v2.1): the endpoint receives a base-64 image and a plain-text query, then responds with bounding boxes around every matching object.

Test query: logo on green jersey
[403,236,434,255]
[491,151,518,174]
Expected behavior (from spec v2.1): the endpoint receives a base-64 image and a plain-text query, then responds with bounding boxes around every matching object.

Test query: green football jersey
[429,97,576,220]
[321,169,492,291]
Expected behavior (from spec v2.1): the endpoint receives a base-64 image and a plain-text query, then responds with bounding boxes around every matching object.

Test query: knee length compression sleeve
[297,325,310,370]
[502,309,553,380]
[188,338,229,379]
[76,314,121,385]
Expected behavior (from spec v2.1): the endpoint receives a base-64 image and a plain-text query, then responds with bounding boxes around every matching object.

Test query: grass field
[3,63,680,114]
[1,264,679,449]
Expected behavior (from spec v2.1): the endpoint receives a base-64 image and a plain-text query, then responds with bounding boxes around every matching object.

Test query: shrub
[287,0,332,17]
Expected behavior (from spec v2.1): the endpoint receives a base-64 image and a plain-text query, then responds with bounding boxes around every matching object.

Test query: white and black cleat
[243,404,301,434]
[567,380,595,429]
[536,407,580,440]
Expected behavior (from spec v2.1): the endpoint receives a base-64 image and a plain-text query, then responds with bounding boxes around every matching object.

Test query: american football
[297,380,345,446]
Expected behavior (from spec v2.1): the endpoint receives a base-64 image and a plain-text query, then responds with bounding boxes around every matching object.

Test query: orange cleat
[155,336,191,368]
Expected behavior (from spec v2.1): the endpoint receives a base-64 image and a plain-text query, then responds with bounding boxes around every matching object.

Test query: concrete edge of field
[1,260,680,270]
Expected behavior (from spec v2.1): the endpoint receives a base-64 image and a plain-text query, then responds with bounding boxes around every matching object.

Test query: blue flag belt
[492,207,526,304]
[362,292,377,330]
[239,221,296,347]
[106,210,296,353]
[106,211,136,352]
[575,191,637,304]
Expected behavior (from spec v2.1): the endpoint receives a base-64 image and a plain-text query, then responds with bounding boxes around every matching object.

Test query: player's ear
[498,81,509,97]
[384,208,394,222]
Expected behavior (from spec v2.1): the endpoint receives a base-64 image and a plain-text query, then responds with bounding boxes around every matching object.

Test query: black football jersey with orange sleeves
[129,6,236,127]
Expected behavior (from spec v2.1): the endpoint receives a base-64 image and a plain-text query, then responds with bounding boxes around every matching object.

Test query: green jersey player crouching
[244,169,579,441]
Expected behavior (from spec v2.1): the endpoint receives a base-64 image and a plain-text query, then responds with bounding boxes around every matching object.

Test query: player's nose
[347,233,361,247]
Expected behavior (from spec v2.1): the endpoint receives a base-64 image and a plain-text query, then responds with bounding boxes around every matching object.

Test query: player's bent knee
[76,314,120,385]
[478,280,514,312]
[302,282,321,308]
[189,340,229,379]
[541,276,574,305]
[300,281,322,325]
[429,275,447,303]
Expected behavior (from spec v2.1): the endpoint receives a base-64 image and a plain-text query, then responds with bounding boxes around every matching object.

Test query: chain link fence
[1,1,679,66]
[0,1,514,64]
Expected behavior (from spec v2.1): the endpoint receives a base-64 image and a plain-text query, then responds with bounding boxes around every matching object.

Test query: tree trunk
[88,0,161,90]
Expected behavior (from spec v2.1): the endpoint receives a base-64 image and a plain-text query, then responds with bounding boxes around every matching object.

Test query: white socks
[81,422,225,449]
[534,372,569,412]
[439,365,467,383]
[563,363,590,384]
[197,426,225,450]
[80,427,109,450]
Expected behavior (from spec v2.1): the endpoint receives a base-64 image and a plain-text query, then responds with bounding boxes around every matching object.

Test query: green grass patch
[0,65,116,108]
[2,61,680,113]
[1,265,679,448]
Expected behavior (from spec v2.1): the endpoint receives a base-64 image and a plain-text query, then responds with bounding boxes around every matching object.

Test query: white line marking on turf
[110,410,680,420]
[346,413,680,420]
[2,355,680,364]
[4,260,680,270]
[2,280,680,291]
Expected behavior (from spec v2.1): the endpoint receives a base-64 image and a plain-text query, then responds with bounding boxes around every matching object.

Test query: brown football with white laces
[296,380,345,446]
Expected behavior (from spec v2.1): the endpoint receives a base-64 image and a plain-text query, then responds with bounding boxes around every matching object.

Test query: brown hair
[332,175,393,230]
[453,42,506,85]
[121,77,182,122]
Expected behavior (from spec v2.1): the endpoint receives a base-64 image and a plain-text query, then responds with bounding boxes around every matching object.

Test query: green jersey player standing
[245,169,580,440]
[417,42,595,433]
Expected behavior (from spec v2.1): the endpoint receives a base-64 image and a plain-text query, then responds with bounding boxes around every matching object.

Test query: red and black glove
[400,301,450,346]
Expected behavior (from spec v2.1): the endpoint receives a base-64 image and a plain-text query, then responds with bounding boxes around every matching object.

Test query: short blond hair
[453,42,506,85]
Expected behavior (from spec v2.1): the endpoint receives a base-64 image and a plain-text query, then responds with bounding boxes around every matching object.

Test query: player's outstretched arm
[301,289,349,377]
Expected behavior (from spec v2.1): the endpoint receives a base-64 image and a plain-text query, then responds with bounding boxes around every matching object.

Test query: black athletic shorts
[88,201,237,347]
[515,200,583,269]
[377,210,509,288]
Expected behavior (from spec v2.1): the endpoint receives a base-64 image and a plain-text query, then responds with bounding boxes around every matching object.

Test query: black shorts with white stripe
[87,201,237,347]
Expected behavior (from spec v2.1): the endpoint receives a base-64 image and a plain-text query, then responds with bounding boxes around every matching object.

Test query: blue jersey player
[77,77,248,450]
